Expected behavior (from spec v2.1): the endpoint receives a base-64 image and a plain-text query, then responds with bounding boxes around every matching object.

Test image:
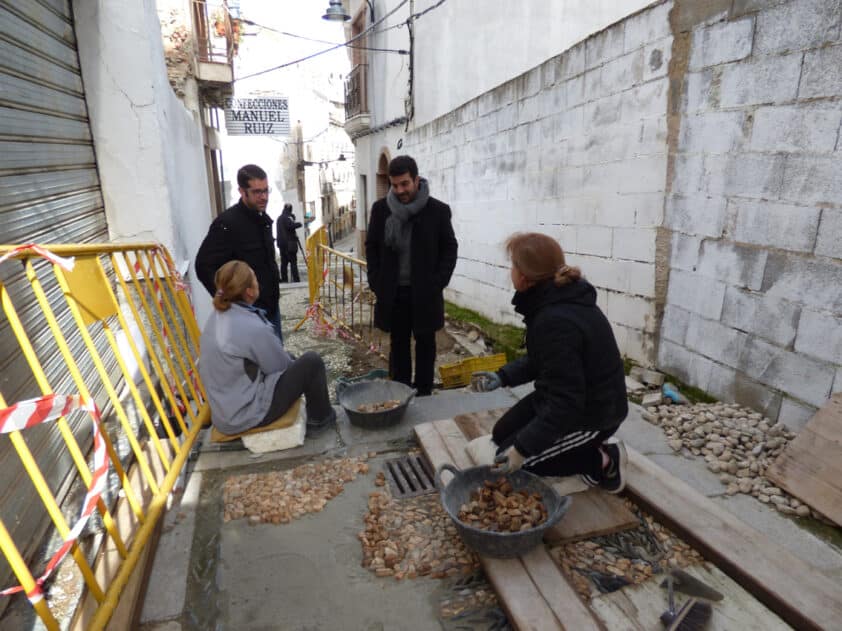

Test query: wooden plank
[766,393,842,526]
[481,556,564,631]
[453,407,507,440]
[414,422,459,485]
[544,490,638,543]
[624,446,842,631]
[589,563,790,631]
[432,418,476,469]
[521,547,606,631]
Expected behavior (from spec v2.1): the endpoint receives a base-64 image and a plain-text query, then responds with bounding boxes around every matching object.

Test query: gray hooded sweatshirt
[199,303,293,434]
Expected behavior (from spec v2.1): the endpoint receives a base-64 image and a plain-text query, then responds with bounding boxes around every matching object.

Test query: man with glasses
[196,164,284,340]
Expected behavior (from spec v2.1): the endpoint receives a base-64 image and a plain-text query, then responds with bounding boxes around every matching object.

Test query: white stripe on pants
[523,430,601,467]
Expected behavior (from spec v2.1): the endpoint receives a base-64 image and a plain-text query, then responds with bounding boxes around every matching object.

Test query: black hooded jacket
[497,278,628,457]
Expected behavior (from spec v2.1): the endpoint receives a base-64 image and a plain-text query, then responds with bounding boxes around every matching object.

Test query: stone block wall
[400,0,841,428]
[659,0,842,428]
[405,1,674,364]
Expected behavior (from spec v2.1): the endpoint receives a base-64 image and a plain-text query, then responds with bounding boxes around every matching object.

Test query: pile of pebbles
[551,502,705,600]
[223,457,370,524]
[641,402,822,519]
[359,491,481,580]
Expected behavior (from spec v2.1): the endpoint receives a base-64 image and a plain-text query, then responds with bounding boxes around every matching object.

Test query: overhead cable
[239,18,408,55]
[234,0,411,83]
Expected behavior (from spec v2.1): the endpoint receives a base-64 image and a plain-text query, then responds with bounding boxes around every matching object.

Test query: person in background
[471,232,629,493]
[365,155,458,396]
[199,260,335,436]
[276,203,302,283]
[196,164,283,340]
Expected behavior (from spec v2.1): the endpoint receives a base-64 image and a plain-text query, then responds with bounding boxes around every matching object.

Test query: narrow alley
[0,0,841,630]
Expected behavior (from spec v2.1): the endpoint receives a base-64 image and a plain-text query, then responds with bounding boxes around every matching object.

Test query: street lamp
[322,0,350,21]
[322,0,374,22]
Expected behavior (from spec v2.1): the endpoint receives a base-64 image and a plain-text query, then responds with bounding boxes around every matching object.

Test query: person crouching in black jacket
[471,232,629,492]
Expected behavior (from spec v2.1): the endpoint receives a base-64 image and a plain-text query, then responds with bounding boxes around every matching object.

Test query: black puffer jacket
[497,279,628,457]
[195,201,280,318]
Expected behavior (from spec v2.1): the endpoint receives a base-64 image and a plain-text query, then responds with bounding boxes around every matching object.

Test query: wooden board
[589,563,790,631]
[766,393,842,526]
[455,407,639,543]
[624,446,842,631]
[416,418,603,631]
[453,407,507,440]
[544,490,638,543]
[519,547,606,631]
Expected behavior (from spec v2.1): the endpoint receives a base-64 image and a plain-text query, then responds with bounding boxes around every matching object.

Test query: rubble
[359,491,481,581]
[641,402,830,520]
[641,393,664,408]
[223,457,370,524]
[624,376,646,393]
[457,477,548,533]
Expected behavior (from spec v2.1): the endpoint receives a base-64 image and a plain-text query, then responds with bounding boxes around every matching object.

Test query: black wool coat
[365,196,458,333]
[195,200,281,317]
[497,279,628,457]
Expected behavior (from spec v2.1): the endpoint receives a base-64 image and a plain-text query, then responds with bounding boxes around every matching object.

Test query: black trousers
[389,286,436,395]
[280,248,299,282]
[259,351,333,425]
[492,391,618,478]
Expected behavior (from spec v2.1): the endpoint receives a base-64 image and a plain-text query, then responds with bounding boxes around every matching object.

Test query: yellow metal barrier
[300,227,386,359]
[0,243,208,630]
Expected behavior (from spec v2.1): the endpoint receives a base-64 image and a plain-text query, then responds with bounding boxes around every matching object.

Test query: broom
[660,575,713,631]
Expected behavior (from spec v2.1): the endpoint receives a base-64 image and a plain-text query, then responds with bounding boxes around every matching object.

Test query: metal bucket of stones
[338,379,416,429]
[436,463,572,558]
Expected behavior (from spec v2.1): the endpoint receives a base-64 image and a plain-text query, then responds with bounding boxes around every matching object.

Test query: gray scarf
[384,178,430,251]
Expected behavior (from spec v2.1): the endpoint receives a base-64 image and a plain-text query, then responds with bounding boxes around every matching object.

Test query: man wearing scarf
[366,156,458,396]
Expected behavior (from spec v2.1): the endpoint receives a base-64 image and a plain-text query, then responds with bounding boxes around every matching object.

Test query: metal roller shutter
[0,0,114,603]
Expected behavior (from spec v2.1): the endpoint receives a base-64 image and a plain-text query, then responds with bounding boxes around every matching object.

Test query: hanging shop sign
[224,95,290,136]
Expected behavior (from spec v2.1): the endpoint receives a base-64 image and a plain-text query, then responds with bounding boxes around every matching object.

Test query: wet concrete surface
[141,387,518,631]
[214,454,441,631]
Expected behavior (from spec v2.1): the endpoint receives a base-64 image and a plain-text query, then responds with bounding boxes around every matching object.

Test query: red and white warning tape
[0,394,107,604]
[0,244,75,271]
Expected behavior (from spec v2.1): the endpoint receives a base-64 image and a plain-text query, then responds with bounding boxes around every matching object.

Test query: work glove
[493,446,525,474]
[470,371,502,392]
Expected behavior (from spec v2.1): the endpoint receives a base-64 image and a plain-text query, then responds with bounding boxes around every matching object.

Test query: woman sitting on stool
[471,232,629,492]
[199,260,336,435]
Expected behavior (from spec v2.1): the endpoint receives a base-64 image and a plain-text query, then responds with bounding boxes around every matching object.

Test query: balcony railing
[191,0,236,66]
[345,64,369,119]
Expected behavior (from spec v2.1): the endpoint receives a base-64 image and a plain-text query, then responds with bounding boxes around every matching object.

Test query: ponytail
[212,288,231,311]
[553,264,582,287]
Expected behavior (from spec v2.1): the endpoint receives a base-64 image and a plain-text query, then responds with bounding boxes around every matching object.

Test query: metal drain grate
[384,454,437,499]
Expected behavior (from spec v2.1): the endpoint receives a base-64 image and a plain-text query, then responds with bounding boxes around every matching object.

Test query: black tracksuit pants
[389,286,436,395]
[492,391,618,478]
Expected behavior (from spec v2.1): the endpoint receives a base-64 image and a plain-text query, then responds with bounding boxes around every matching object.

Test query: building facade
[343,0,842,429]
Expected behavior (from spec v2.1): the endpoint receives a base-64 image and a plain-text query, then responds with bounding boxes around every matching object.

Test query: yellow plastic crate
[438,353,507,389]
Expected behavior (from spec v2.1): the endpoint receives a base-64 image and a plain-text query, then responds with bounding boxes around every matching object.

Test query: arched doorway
[376,150,390,201]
